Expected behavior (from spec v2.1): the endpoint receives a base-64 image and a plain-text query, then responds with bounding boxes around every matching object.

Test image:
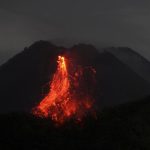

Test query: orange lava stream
[33,55,94,124]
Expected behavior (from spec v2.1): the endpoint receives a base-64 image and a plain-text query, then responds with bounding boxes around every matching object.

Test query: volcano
[0,41,150,113]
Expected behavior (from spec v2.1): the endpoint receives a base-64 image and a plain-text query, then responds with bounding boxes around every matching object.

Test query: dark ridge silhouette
[0,95,150,150]
[94,51,150,107]
[0,41,150,113]
[106,47,150,82]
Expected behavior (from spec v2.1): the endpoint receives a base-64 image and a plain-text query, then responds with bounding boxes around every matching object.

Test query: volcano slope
[0,41,150,112]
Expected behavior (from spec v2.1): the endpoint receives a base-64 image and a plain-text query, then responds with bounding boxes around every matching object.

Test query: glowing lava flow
[33,55,95,124]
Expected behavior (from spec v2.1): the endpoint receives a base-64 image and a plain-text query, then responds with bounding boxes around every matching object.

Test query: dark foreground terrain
[0,96,150,150]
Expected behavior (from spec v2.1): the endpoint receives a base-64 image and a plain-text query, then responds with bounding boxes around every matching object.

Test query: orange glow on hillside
[33,55,96,124]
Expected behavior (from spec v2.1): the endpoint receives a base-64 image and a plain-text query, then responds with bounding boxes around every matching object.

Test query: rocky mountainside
[0,41,149,112]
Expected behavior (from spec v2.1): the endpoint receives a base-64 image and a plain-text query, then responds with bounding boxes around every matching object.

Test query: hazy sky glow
[0,0,150,64]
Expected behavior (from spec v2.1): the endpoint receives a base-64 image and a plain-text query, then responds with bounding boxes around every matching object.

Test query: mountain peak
[29,40,56,49]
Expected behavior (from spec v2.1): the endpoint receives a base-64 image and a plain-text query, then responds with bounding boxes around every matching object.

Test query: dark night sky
[0,0,150,64]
